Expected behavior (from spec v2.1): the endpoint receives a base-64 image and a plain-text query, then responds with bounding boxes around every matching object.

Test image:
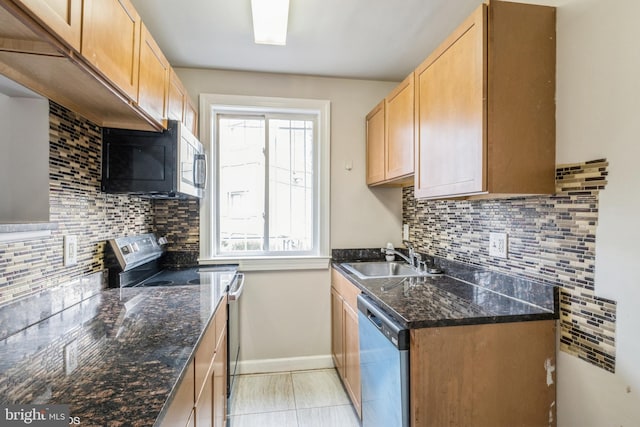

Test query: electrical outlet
[403,224,409,241]
[64,235,78,266]
[64,339,78,375]
[489,232,508,258]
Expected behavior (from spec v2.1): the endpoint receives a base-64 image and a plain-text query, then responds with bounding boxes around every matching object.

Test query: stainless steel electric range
[106,233,240,288]
[105,233,245,401]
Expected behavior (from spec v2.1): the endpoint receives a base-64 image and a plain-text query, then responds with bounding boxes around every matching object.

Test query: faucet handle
[402,240,414,249]
[413,253,422,268]
[418,260,427,273]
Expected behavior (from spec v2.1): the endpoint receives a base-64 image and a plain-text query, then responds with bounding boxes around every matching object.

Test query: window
[199,94,330,269]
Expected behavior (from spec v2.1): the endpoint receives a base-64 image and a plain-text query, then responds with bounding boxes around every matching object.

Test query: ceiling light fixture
[251,0,290,46]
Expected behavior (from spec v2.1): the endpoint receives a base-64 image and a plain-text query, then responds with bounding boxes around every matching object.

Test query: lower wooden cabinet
[185,410,195,427]
[160,297,227,427]
[410,320,556,427]
[331,267,556,426]
[159,361,195,427]
[212,330,228,427]
[195,366,214,427]
[330,268,362,418]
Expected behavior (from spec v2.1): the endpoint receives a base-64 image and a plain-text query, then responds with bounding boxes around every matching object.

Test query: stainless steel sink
[342,261,421,279]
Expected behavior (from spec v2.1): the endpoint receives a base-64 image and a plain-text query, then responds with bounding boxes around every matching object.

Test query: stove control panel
[108,233,164,271]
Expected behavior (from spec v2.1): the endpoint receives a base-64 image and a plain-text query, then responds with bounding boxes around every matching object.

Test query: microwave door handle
[194,153,207,189]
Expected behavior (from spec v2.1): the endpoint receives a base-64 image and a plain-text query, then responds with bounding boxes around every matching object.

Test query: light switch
[64,235,78,266]
[64,339,78,375]
[489,232,508,258]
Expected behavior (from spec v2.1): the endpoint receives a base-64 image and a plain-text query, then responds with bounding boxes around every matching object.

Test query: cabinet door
[385,73,414,180]
[343,303,362,418]
[330,287,344,378]
[168,68,186,122]
[414,6,486,199]
[184,97,198,136]
[213,330,228,427]
[138,22,169,127]
[16,0,82,51]
[365,100,385,185]
[82,0,141,101]
[195,368,214,427]
[186,410,195,427]
[159,362,195,427]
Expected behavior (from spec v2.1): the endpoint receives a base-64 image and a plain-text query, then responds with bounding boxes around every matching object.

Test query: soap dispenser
[385,242,395,262]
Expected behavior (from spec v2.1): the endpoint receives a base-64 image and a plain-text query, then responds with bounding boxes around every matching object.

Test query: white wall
[236,270,332,373]
[540,0,640,424]
[177,69,400,368]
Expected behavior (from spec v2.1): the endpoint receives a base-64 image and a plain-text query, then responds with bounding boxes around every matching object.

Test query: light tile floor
[228,369,361,427]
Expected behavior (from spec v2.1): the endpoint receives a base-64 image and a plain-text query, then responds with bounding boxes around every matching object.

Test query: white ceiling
[130,0,484,82]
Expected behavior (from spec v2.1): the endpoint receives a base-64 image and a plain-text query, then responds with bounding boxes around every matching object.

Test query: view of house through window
[217,113,316,255]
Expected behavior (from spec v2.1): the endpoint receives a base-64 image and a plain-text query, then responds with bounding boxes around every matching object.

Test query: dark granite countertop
[0,269,235,426]
[332,249,558,329]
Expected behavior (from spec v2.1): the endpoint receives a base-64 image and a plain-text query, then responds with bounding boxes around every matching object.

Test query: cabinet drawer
[214,296,227,349]
[331,268,360,310]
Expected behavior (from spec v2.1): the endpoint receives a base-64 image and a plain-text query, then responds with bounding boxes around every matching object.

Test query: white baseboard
[238,354,334,375]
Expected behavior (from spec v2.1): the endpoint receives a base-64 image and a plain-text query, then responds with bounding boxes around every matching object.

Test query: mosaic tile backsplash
[403,159,615,372]
[0,102,198,306]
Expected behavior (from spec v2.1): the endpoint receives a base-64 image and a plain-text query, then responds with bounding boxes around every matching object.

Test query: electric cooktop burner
[135,267,201,287]
[138,280,173,287]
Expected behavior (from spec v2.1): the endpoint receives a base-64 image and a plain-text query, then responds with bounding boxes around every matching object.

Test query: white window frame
[199,94,331,271]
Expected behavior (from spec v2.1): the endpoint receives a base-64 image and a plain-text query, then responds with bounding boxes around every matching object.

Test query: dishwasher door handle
[367,312,384,330]
[229,273,245,301]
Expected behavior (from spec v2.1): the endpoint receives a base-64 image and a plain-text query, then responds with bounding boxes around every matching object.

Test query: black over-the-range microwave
[102,120,206,199]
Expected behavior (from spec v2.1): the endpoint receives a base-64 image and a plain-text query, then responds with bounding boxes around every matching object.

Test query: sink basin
[342,261,421,279]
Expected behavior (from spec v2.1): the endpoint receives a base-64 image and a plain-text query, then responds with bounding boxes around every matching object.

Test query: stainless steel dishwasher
[357,294,410,427]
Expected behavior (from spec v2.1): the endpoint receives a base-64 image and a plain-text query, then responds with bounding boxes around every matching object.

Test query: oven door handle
[229,273,245,301]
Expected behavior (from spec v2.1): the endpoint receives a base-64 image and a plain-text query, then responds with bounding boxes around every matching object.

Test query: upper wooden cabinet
[14,0,82,51]
[168,67,198,135]
[366,74,415,187]
[365,100,385,185]
[415,8,484,198]
[385,73,414,182]
[168,68,187,122]
[138,23,169,126]
[184,96,198,136]
[0,0,198,131]
[82,0,141,102]
[414,1,556,199]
